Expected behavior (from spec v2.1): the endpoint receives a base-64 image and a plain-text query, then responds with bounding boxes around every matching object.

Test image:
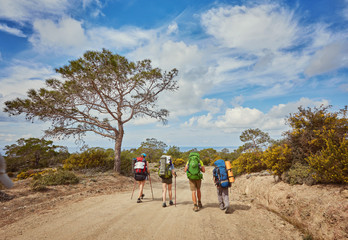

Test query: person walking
[184,152,205,212]
[158,155,176,207]
[133,153,150,203]
[213,159,230,213]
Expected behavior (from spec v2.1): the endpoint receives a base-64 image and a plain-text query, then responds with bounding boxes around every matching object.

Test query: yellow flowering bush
[232,151,266,174]
[173,158,185,167]
[261,144,292,176]
[306,136,348,184]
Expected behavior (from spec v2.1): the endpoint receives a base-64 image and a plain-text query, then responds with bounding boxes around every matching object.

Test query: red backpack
[134,157,147,175]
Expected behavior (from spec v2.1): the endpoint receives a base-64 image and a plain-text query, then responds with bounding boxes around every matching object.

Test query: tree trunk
[113,127,124,173]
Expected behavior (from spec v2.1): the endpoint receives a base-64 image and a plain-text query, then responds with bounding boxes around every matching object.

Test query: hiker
[185,152,205,212]
[133,153,150,203]
[158,155,176,207]
[0,154,14,189]
[213,159,231,212]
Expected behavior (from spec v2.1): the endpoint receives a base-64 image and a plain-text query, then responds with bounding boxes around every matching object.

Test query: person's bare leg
[192,191,197,204]
[162,183,167,202]
[138,180,145,198]
[197,189,201,201]
[168,184,172,201]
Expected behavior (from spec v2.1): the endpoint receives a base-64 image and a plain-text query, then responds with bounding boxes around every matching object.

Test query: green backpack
[186,152,203,180]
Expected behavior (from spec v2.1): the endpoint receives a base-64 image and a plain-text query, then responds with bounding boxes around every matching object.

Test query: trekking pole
[175,175,177,207]
[148,174,154,200]
[131,180,136,200]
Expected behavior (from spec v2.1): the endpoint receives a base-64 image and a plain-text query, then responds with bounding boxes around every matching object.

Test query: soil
[0,166,344,240]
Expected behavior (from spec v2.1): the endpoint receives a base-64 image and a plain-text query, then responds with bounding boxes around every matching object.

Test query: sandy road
[1,168,303,240]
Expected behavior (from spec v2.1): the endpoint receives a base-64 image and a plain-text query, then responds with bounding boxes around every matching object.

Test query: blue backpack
[213,159,230,188]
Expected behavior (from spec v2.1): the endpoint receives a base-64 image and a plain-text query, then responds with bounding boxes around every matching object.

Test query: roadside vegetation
[2,105,347,191]
[232,105,348,185]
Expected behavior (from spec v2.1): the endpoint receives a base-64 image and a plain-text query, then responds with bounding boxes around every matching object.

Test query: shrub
[31,169,79,191]
[63,147,113,170]
[173,158,185,167]
[261,144,292,176]
[284,162,315,185]
[120,150,135,176]
[306,135,348,184]
[232,151,266,174]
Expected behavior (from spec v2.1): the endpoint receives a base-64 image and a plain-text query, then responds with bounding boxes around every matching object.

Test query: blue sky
[0,0,347,153]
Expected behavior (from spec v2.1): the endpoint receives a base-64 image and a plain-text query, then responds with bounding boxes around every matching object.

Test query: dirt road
[1,168,303,240]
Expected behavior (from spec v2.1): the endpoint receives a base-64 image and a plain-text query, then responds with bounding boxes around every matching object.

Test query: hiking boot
[224,206,230,214]
[193,204,199,212]
[162,202,167,208]
[137,198,142,203]
[169,200,174,206]
[198,201,203,208]
[141,194,145,199]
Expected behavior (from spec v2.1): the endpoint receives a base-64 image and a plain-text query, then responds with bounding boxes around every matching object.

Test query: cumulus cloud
[183,97,330,137]
[29,17,88,55]
[128,39,219,117]
[201,4,299,52]
[28,16,156,56]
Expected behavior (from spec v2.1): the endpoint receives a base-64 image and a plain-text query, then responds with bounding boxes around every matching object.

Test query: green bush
[31,169,79,191]
[120,150,135,176]
[283,162,315,185]
[63,147,113,170]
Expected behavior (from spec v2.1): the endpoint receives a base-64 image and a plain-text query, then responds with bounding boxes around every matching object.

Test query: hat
[0,155,14,189]
[141,153,146,157]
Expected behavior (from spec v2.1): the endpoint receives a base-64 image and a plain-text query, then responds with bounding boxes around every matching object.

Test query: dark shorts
[134,174,147,181]
[161,177,173,184]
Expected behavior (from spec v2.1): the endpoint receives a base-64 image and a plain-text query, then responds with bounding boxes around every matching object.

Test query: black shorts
[134,174,147,181]
[161,177,173,184]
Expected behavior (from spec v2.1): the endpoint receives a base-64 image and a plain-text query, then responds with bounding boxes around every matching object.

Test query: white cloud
[184,98,330,137]
[131,116,158,125]
[267,97,329,118]
[0,133,16,142]
[167,22,178,35]
[29,17,88,55]
[0,61,54,97]
[88,26,155,52]
[201,4,300,52]
[28,16,156,56]
[0,0,70,23]
[305,40,348,77]
[215,107,264,129]
[0,24,26,37]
